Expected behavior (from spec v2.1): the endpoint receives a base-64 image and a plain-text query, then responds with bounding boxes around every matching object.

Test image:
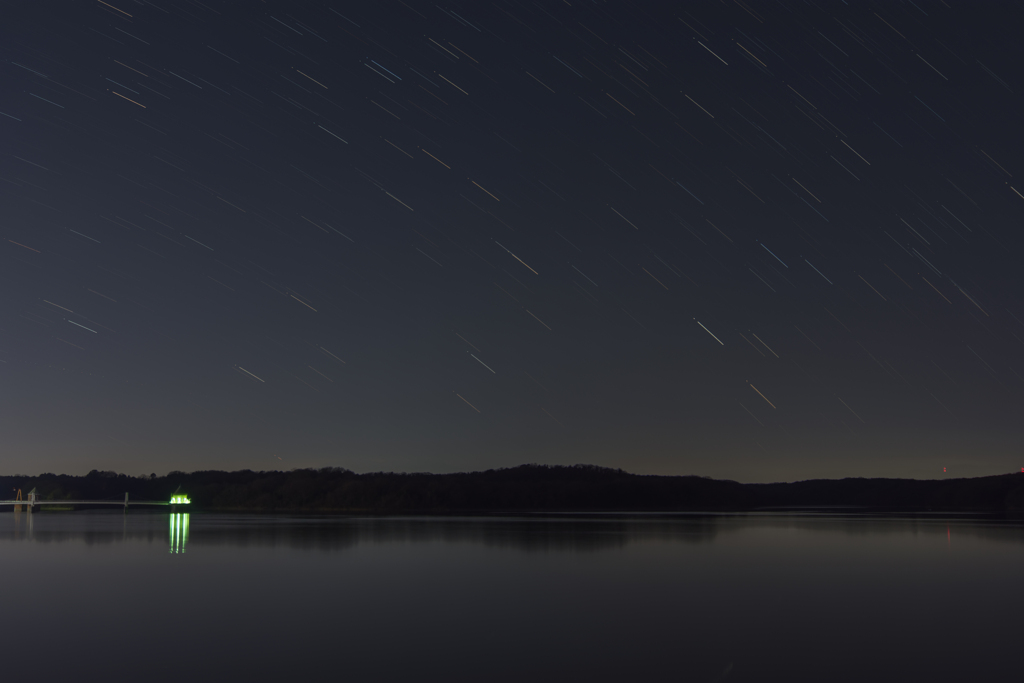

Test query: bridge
[0,490,190,511]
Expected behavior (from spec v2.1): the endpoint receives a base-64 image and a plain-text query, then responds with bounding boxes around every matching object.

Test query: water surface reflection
[3,510,1021,550]
[0,511,1020,682]
[169,512,189,553]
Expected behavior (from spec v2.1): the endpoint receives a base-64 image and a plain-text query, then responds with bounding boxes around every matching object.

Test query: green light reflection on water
[169,513,189,554]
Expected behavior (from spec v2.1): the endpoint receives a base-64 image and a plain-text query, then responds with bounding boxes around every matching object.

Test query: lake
[1,511,1020,681]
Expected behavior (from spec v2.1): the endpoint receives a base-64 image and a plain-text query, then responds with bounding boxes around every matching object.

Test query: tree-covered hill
[2,465,1022,513]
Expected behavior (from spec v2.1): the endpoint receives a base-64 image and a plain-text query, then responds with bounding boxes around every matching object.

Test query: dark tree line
[2,464,1022,513]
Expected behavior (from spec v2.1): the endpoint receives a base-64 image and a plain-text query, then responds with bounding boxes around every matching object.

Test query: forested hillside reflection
[0,513,725,551]
[4,512,1023,551]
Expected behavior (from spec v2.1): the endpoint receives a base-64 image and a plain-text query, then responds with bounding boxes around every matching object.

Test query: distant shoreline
[3,465,1024,514]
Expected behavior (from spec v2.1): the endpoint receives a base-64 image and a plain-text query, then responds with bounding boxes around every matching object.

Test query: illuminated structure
[169,486,191,514]
[0,490,191,511]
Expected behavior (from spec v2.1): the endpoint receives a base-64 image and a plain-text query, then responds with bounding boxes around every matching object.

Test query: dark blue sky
[1,0,1022,480]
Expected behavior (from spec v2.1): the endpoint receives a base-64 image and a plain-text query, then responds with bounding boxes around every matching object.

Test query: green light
[169,495,190,505]
[169,513,189,553]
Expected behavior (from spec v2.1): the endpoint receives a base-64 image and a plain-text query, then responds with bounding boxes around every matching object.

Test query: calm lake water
[1,511,1021,682]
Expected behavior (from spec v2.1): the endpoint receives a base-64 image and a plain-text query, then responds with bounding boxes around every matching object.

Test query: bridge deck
[0,500,172,506]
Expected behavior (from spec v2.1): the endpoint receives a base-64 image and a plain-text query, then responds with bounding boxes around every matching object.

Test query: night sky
[2,0,1022,480]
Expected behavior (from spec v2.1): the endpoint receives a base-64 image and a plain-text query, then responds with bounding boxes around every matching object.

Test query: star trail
[1,0,1021,480]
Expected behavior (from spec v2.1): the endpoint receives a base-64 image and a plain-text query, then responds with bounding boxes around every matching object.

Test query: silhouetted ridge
[2,467,1022,513]
[750,473,1024,511]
